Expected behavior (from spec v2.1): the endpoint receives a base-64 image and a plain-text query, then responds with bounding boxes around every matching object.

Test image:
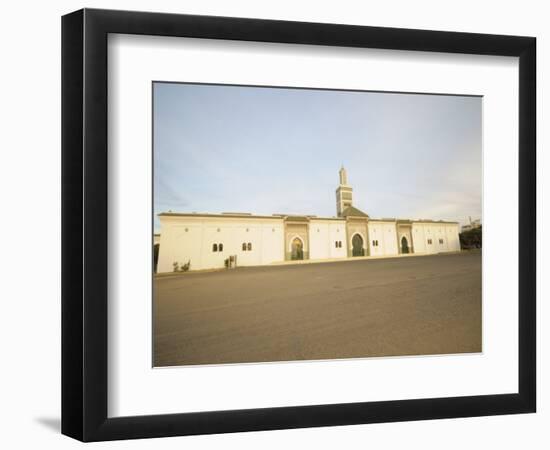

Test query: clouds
[153,83,482,230]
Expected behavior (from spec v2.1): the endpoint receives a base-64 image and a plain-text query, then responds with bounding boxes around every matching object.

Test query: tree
[459,225,482,249]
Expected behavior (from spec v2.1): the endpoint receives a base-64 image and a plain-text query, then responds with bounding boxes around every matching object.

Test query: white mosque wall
[308,221,330,260]
[411,222,461,254]
[328,222,348,259]
[368,221,399,257]
[435,226,449,253]
[309,219,348,260]
[445,224,461,251]
[260,225,286,264]
[157,216,285,273]
[412,224,427,254]
[412,223,437,254]
[367,222,381,256]
[157,216,461,273]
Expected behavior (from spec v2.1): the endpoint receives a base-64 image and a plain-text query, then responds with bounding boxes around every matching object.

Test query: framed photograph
[61,8,536,441]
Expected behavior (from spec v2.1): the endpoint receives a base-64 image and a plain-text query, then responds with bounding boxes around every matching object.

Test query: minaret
[336,166,353,217]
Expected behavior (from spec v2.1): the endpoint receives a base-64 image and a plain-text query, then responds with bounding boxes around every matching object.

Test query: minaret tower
[336,166,353,217]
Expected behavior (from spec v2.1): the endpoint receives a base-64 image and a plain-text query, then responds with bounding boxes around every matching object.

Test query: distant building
[461,217,482,232]
[156,167,460,272]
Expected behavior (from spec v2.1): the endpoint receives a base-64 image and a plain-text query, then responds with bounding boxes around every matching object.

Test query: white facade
[309,219,348,260]
[411,222,461,255]
[368,221,399,257]
[157,215,284,273]
[156,168,462,273]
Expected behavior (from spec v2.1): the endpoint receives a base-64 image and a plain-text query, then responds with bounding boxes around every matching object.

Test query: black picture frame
[62,8,536,442]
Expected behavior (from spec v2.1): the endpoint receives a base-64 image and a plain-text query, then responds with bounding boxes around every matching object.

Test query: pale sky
[153,82,482,232]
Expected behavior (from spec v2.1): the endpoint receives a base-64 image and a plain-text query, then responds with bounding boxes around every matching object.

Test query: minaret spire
[335,166,353,217]
[339,165,348,185]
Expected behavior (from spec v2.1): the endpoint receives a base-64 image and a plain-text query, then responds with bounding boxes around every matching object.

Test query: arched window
[247,242,252,251]
[335,241,338,248]
[218,243,223,252]
[242,243,247,251]
[212,243,218,252]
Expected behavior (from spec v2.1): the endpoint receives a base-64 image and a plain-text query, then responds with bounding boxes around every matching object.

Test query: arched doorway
[352,234,365,256]
[401,236,409,254]
[291,237,304,260]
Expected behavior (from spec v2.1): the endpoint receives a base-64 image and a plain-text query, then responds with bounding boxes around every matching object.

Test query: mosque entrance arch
[291,237,304,260]
[352,234,365,257]
[401,236,409,254]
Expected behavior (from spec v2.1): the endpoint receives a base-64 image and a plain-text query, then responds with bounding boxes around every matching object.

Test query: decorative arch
[287,235,305,252]
[401,235,409,254]
[290,236,304,260]
[351,232,365,257]
[349,231,366,247]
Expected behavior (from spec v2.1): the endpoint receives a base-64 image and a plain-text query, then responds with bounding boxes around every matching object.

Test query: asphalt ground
[153,251,481,366]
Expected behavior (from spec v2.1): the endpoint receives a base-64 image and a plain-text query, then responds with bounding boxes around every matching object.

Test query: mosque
[155,167,461,273]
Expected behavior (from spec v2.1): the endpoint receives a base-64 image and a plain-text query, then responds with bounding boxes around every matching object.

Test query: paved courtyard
[154,251,481,366]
